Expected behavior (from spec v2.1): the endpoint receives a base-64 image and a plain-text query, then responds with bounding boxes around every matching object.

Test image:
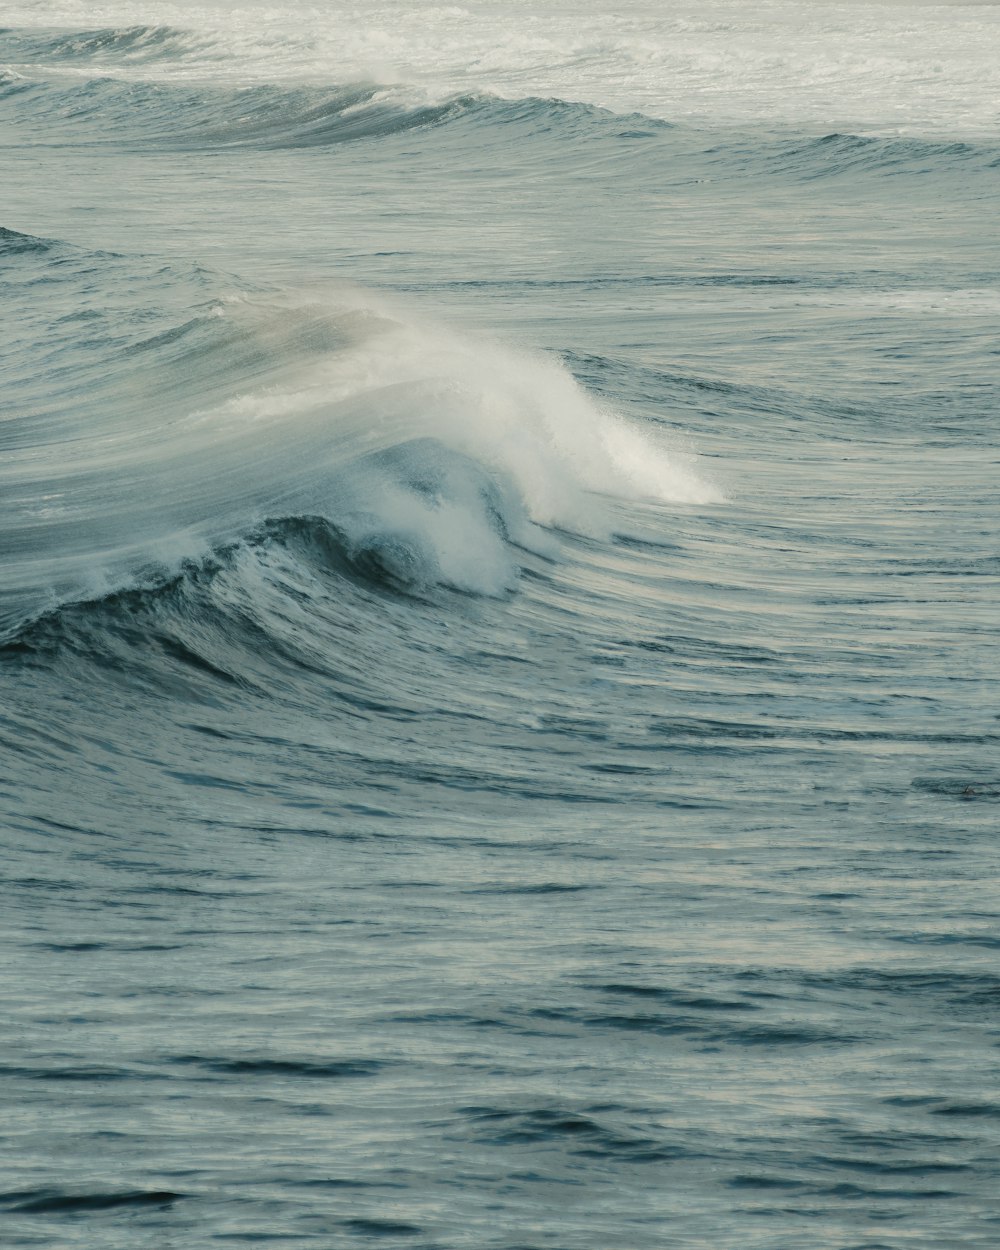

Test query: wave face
[1,256,714,637]
[3,5,1000,1250]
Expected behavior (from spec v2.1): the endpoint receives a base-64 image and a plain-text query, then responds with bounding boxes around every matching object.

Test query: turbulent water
[3,2,1000,1246]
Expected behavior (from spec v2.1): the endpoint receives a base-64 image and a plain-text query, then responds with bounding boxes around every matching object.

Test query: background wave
[5,0,1000,137]
[4,58,1000,188]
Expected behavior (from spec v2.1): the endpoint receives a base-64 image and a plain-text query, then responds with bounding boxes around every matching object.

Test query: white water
[6,0,1000,137]
[4,287,717,620]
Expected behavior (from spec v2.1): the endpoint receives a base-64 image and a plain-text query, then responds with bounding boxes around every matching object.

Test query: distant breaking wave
[5,2,1000,139]
[2,62,998,185]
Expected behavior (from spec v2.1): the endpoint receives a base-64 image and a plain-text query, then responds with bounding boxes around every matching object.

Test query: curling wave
[1,251,717,639]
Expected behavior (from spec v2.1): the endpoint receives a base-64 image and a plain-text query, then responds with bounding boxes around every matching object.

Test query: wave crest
[1,24,213,64]
[1,284,718,639]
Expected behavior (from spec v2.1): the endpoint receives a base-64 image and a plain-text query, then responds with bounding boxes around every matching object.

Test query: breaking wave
[1,239,716,640]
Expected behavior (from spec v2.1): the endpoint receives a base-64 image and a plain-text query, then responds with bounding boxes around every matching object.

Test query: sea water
[2,2,999,1246]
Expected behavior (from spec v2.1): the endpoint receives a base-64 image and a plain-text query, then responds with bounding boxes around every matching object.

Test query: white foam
[192,289,720,596]
[8,0,1000,138]
[213,287,721,518]
[3,286,718,614]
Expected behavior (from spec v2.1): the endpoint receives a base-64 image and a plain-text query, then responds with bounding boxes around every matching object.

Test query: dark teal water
[3,9,1000,1248]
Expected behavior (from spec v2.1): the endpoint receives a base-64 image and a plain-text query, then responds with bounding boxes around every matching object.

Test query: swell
[0,66,659,154]
[0,1188,184,1214]
[0,72,476,149]
[2,48,998,183]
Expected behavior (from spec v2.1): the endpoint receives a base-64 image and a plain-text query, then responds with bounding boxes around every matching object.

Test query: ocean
[2,2,999,1246]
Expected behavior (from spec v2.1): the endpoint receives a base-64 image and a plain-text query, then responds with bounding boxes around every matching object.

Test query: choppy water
[3,3,1000,1247]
